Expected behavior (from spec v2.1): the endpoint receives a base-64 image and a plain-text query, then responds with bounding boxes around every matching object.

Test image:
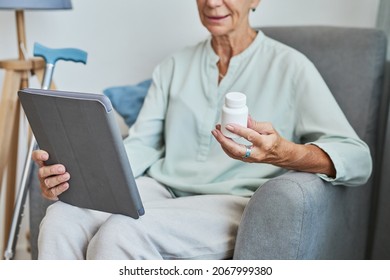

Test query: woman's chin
[206,26,231,37]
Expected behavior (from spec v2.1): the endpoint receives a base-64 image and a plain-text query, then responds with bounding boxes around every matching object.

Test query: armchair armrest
[234,171,359,259]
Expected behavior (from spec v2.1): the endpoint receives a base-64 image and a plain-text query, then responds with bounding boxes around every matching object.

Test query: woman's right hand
[31,150,70,201]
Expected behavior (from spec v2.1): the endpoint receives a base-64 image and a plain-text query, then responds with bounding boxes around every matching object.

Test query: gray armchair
[29,26,389,260]
[234,26,388,259]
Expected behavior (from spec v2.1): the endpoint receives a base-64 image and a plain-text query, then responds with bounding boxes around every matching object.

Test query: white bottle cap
[225,92,246,108]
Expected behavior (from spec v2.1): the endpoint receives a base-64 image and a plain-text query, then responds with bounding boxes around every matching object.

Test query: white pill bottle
[221,92,248,139]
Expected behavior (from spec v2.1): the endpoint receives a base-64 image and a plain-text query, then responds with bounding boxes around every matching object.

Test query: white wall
[0,0,381,258]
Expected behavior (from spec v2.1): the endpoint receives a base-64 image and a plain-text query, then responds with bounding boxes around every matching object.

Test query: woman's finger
[41,182,69,201]
[224,124,263,147]
[43,172,70,189]
[38,164,66,180]
[212,128,251,159]
[32,150,49,168]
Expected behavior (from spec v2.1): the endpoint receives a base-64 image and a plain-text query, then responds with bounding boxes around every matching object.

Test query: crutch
[4,43,87,260]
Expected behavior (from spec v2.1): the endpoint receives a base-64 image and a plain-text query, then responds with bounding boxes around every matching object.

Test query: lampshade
[0,0,72,10]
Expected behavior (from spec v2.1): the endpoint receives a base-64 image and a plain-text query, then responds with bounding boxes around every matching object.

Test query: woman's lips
[206,14,230,23]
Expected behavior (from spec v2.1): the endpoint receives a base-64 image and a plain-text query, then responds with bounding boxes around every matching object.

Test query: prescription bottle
[221,92,248,139]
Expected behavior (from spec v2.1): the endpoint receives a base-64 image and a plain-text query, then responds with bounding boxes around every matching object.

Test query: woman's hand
[32,150,70,201]
[211,116,336,177]
[211,117,285,164]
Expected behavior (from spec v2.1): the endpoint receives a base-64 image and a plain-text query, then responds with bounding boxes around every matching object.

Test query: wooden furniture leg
[0,70,22,252]
[0,70,22,194]
[0,58,45,254]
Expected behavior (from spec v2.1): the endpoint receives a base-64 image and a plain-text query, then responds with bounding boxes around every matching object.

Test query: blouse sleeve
[293,58,372,186]
[123,58,173,177]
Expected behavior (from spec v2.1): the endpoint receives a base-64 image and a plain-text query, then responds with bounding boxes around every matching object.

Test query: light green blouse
[123,31,372,197]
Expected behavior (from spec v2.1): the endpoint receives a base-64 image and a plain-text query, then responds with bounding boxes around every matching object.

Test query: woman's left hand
[211,116,287,164]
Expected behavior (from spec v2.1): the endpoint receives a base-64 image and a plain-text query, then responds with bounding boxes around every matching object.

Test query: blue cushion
[103,79,152,127]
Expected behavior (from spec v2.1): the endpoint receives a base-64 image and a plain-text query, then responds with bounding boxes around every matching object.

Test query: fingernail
[226,124,234,131]
[62,173,70,180]
[41,154,48,160]
[58,166,65,173]
[62,183,69,190]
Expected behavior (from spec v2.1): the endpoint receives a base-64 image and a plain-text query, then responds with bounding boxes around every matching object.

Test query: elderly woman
[33,0,371,259]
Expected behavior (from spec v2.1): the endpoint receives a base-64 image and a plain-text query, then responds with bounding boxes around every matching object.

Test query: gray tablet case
[18,88,145,219]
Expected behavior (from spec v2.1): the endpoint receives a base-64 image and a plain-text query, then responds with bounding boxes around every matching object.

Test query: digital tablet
[18,88,145,219]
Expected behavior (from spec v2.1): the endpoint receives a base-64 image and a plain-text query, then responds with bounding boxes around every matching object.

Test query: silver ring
[243,145,252,158]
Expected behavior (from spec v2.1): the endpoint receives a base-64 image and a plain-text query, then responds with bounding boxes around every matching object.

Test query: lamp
[0,0,72,255]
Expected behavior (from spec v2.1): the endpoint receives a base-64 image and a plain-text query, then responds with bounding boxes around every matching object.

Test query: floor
[3,238,32,260]
[13,233,32,260]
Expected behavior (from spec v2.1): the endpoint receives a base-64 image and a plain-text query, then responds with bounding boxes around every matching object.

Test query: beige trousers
[38,176,249,260]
